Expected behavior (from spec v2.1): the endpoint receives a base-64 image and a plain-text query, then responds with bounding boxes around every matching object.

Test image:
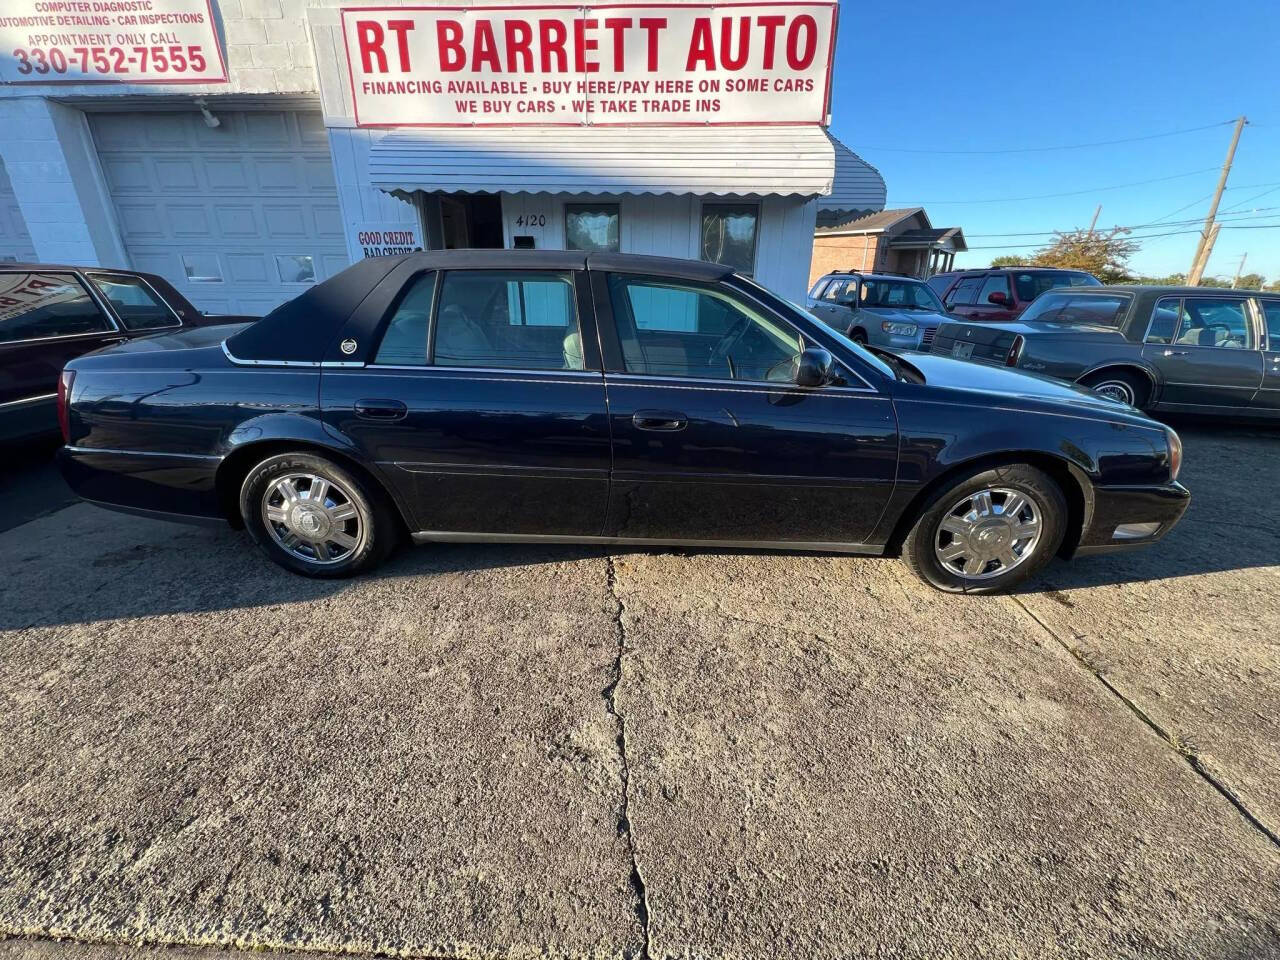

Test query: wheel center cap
[974,520,1012,552]
[290,504,330,539]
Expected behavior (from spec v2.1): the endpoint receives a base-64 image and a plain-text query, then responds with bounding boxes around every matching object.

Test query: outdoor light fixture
[194,99,220,128]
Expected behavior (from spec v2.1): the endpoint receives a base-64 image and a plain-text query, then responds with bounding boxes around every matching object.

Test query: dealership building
[0,0,885,314]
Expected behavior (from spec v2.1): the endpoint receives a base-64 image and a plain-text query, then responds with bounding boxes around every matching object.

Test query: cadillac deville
[58,251,1190,593]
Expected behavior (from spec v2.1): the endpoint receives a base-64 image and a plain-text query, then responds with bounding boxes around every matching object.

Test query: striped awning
[368,125,845,197]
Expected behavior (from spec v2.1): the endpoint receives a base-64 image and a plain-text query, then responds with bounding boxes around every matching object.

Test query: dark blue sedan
[57,250,1189,593]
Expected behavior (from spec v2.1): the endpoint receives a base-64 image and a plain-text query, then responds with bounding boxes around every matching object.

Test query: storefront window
[700,203,758,275]
[565,204,620,252]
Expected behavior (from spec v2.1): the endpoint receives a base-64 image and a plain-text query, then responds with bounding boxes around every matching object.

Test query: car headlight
[881,321,918,337]
[1166,426,1183,481]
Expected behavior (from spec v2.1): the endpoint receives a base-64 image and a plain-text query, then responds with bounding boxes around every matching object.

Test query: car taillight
[57,369,75,444]
[1005,335,1025,367]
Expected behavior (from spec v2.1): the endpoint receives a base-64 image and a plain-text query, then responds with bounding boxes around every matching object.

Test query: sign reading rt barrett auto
[0,0,227,84]
[340,2,837,127]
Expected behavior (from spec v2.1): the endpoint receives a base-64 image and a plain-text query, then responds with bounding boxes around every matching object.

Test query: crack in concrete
[1010,596,1280,851]
[602,556,652,960]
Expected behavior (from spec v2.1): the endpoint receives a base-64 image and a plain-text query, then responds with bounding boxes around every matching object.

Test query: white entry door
[90,110,350,316]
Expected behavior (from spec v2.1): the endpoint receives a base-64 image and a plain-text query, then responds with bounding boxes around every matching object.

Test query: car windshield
[859,278,945,313]
[1012,271,1100,301]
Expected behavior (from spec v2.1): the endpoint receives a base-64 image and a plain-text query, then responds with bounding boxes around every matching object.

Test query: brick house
[809,208,967,286]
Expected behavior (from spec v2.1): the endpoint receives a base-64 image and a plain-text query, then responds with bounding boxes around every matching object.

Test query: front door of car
[319,268,612,536]
[1139,295,1263,409]
[1252,297,1280,412]
[594,272,898,545]
[969,273,1015,322]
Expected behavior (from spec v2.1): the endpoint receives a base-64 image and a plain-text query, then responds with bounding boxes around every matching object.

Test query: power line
[964,209,1280,239]
[885,168,1217,206]
[857,120,1235,155]
[963,221,1280,251]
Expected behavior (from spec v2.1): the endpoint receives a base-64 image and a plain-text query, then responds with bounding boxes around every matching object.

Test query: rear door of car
[0,270,123,438]
[942,273,984,322]
[1251,296,1280,412]
[319,266,613,536]
[970,272,1015,321]
[1139,294,1263,409]
[592,269,898,545]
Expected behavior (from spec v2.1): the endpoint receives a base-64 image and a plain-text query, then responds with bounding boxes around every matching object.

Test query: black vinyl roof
[224,250,736,364]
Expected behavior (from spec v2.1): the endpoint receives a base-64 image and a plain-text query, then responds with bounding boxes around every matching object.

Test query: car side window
[1145,298,1183,344]
[1261,300,1280,351]
[1175,298,1253,350]
[821,279,848,302]
[946,276,982,307]
[809,278,830,299]
[608,274,803,382]
[0,272,114,344]
[88,274,180,330]
[374,271,437,365]
[976,273,1011,304]
[432,270,583,371]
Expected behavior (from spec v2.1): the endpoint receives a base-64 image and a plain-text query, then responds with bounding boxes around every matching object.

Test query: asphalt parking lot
[1,419,1278,960]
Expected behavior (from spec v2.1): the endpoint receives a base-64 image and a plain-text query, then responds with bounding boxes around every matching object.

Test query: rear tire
[239,452,397,578]
[1080,369,1149,407]
[901,464,1067,594]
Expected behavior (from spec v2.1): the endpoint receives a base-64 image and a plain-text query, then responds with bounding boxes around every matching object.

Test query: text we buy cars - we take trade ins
[0,0,885,309]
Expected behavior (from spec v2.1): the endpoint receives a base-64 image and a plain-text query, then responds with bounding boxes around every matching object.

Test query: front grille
[921,326,938,348]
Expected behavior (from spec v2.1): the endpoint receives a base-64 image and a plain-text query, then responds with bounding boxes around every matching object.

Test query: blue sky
[825,0,1280,282]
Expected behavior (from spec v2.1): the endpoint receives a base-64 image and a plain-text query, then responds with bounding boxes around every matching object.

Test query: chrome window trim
[87,272,183,331]
[365,363,602,378]
[603,371,879,396]
[0,270,120,345]
[221,341,320,368]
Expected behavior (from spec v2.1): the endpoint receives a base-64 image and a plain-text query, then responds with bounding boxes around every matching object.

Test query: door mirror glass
[987,290,1008,306]
[793,346,834,387]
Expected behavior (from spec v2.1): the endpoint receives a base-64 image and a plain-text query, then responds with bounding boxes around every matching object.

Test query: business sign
[340,2,836,126]
[0,0,227,84]
[351,222,421,257]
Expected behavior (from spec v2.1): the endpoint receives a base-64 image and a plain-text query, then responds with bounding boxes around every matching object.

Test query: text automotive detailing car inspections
[341,2,837,125]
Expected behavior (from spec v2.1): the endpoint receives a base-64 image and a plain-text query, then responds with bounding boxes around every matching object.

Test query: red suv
[927,267,1101,322]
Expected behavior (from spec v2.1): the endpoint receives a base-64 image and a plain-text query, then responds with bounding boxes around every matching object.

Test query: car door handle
[354,399,408,421]
[632,410,687,431]
[1163,349,1190,357]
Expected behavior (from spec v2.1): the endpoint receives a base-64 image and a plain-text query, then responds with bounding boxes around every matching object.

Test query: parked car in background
[59,250,1188,594]
[930,285,1280,416]
[0,264,253,443]
[806,272,949,351]
[927,266,1102,322]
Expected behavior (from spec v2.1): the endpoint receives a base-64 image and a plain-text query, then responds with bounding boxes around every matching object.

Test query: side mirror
[987,291,1009,306]
[793,347,835,387]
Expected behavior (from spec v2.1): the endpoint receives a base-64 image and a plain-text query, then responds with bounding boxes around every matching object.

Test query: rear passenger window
[976,274,1011,304]
[433,270,582,370]
[1261,300,1280,349]
[374,272,436,365]
[89,274,180,330]
[0,272,113,344]
[946,277,982,306]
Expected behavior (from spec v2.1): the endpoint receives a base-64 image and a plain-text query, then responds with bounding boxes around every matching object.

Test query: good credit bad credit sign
[341,2,836,126]
[0,0,228,84]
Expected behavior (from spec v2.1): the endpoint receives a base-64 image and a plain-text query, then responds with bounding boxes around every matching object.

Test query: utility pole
[1087,204,1101,237]
[1231,252,1248,288]
[1188,115,1247,285]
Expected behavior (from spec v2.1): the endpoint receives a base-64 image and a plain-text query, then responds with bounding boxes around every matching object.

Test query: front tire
[901,464,1067,594]
[239,452,397,578]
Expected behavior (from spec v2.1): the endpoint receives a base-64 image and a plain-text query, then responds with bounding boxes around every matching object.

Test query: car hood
[861,307,949,325]
[903,351,1154,420]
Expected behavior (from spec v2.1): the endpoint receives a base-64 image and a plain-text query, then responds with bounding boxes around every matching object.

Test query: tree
[1266,279,1280,292]
[1029,227,1138,284]
[1233,272,1265,290]
[990,255,1027,268]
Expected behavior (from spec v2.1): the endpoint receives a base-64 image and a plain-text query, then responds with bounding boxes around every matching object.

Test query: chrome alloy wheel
[934,487,1043,580]
[1091,380,1136,405]
[261,473,362,565]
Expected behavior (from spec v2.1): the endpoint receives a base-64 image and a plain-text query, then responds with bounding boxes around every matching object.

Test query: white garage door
[0,158,37,264]
[90,110,350,316]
